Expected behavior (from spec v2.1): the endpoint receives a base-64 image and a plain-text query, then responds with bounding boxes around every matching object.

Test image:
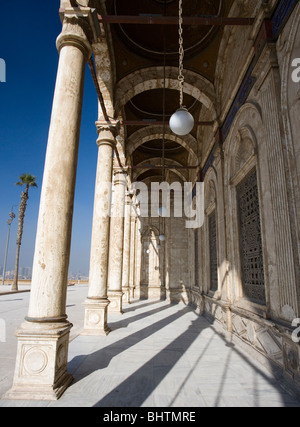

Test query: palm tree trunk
[12,188,29,291]
[12,243,21,291]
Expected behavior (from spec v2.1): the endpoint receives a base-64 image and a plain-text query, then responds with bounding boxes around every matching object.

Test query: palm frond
[15,173,38,187]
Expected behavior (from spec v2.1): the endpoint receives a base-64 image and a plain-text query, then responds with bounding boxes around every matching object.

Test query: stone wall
[188,4,300,396]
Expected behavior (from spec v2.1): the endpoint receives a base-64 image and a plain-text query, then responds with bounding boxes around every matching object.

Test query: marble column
[107,168,127,313]
[6,17,92,400]
[83,123,119,335]
[122,191,133,303]
[129,215,137,299]
[134,215,142,300]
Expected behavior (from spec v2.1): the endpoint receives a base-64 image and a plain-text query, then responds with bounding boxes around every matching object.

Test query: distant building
[0,58,6,83]
[20,267,32,279]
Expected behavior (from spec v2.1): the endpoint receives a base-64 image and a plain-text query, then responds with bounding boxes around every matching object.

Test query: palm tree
[12,174,37,291]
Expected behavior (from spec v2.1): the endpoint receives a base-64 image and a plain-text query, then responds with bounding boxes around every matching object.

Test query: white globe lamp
[169,107,194,136]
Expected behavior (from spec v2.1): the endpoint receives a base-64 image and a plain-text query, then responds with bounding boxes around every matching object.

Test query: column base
[108,291,124,314]
[122,287,131,304]
[166,288,189,304]
[129,286,135,300]
[5,321,73,401]
[82,298,111,336]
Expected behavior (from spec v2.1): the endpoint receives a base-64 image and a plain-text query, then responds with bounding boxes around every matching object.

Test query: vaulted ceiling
[91,0,255,183]
[105,0,232,80]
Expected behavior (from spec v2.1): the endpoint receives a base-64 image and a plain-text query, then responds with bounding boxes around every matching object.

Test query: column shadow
[122,300,161,314]
[109,302,175,331]
[68,302,300,408]
[93,315,208,407]
[68,304,192,383]
[91,317,300,407]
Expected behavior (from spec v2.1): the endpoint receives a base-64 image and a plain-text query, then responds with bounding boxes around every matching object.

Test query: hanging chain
[178,0,184,108]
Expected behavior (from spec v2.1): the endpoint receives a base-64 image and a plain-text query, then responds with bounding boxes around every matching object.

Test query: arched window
[208,210,218,292]
[224,117,268,309]
[236,168,265,305]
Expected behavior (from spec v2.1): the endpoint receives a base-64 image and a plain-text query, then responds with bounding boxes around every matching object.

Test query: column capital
[113,166,129,176]
[113,168,128,188]
[56,15,92,60]
[96,120,120,149]
[96,120,120,134]
[96,120,120,147]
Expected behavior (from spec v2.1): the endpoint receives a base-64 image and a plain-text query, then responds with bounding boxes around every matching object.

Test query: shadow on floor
[68,300,300,408]
[68,304,191,381]
[122,300,162,314]
[93,315,208,407]
[109,301,175,331]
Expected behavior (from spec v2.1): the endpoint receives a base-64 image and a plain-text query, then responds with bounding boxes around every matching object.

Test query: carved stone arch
[126,126,198,159]
[141,225,159,239]
[204,167,218,213]
[224,102,263,185]
[133,158,188,183]
[140,175,164,187]
[223,102,276,311]
[114,66,217,118]
[231,128,256,180]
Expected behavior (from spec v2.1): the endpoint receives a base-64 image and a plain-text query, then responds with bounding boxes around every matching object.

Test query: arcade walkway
[0,285,299,407]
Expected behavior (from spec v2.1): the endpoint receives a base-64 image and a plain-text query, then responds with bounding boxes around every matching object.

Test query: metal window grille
[209,210,218,292]
[237,170,266,304]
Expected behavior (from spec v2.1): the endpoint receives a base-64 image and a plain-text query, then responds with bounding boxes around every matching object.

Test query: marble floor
[0,285,300,407]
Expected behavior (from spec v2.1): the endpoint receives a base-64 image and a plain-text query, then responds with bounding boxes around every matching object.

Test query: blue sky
[0,2,99,276]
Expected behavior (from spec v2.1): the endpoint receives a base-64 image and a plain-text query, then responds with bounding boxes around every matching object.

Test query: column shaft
[83,124,118,335]
[7,16,91,401]
[28,44,87,320]
[122,193,133,303]
[107,169,127,313]
[88,139,114,299]
[134,216,142,300]
[129,216,137,299]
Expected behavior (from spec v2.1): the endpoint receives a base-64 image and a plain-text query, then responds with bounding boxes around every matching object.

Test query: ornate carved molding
[95,119,120,146]
[57,6,103,58]
[57,15,92,59]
